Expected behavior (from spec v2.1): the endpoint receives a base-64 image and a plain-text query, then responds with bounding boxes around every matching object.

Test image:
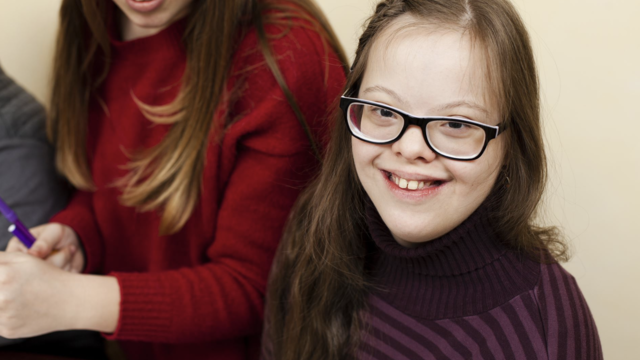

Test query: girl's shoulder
[232,1,344,76]
[534,261,592,313]
[356,260,602,360]
[235,22,340,72]
[222,6,346,155]
[533,261,603,359]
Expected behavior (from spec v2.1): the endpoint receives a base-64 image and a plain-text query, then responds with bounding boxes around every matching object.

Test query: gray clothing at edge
[0,67,69,252]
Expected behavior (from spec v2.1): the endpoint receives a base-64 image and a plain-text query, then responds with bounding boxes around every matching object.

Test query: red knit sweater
[50,15,345,360]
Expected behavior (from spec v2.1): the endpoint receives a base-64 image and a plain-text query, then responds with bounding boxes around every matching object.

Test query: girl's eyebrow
[434,101,490,117]
[362,85,408,107]
[362,85,489,117]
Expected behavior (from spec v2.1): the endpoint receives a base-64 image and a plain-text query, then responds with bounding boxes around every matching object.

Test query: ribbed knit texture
[359,201,603,359]
[50,7,346,360]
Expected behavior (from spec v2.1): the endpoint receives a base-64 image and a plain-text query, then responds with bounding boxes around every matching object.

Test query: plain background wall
[1,0,638,357]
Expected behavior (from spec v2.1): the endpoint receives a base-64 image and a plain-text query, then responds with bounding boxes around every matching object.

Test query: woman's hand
[5,223,84,273]
[0,252,120,338]
[0,252,79,338]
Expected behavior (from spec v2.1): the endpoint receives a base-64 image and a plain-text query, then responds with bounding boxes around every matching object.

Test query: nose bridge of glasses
[402,114,434,142]
[394,119,436,155]
[403,113,436,128]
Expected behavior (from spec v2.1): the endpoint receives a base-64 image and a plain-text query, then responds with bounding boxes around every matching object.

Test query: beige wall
[0,2,60,104]
[1,0,638,357]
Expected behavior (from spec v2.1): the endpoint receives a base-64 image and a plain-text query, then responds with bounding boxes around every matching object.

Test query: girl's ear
[502,170,511,188]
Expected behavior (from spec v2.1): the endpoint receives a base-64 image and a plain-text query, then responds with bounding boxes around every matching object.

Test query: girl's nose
[391,125,437,163]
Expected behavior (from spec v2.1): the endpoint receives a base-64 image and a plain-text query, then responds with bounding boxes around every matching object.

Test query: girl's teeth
[390,174,437,191]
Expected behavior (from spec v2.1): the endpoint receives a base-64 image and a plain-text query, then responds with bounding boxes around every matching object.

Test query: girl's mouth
[126,0,163,13]
[383,171,444,191]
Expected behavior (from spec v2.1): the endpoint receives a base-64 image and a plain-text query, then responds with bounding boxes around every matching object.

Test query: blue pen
[0,196,36,248]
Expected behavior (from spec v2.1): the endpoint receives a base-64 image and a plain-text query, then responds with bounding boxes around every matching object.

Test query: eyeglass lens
[347,103,487,158]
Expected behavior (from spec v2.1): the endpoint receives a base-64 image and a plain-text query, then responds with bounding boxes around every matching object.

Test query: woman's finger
[5,237,29,253]
[6,224,53,254]
[70,249,85,273]
[44,246,75,270]
[27,224,65,259]
[23,224,49,239]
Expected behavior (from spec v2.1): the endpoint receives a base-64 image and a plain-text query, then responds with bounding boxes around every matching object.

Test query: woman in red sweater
[1,0,346,359]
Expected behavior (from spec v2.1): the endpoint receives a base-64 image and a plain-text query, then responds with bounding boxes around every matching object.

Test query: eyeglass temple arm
[496,120,509,136]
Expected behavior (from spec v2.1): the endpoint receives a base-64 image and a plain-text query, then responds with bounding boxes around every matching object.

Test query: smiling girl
[1,0,346,359]
[263,0,602,359]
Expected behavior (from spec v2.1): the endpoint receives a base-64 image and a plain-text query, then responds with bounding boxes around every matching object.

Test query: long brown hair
[265,0,567,358]
[48,0,348,234]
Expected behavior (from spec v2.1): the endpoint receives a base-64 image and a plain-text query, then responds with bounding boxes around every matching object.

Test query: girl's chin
[384,209,471,245]
[386,219,450,246]
[391,231,440,246]
[393,236,427,248]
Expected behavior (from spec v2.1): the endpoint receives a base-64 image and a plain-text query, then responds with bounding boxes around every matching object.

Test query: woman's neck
[120,15,158,41]
[118,8,189,41]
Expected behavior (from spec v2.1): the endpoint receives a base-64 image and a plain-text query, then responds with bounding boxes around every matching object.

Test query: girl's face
[113,0,193,41]
[353,20,505,247]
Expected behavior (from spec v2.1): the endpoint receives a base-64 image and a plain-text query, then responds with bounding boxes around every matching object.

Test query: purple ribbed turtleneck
[358,201,602,359]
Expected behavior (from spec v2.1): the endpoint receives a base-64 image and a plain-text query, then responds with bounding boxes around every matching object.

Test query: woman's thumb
[27,225,62,259]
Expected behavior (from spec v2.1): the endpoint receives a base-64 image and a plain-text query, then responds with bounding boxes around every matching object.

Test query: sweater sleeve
[535,263,603,360]
[102,25,345,343]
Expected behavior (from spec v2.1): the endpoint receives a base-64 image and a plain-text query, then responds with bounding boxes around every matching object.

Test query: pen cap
[0,197,18,223]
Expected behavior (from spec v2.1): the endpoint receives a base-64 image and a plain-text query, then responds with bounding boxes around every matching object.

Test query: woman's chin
[389,227,442,247]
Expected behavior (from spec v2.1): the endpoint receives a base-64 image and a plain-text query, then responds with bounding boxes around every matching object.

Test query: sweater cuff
[50,204,103,274]
[104,272,174,341]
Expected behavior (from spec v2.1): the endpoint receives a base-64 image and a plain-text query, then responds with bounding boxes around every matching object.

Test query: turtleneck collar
[365,197,540,319]
[367,198,506,277]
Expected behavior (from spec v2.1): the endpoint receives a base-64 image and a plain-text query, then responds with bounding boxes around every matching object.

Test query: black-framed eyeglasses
[340,96,507,161]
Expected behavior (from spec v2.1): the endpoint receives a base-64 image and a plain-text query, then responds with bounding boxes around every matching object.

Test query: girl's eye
[446,122,463,129]
[431,120,484,140]
[443,121,471,130]
[374,107,396,118]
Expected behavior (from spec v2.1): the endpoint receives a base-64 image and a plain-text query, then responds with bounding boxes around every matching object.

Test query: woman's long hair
[48,0,348,234]
[265,0,567,358]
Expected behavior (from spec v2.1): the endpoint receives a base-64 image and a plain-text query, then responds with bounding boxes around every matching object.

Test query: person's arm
[0,251,118,338]
[1,144,322,341]
[108,149,318,342]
